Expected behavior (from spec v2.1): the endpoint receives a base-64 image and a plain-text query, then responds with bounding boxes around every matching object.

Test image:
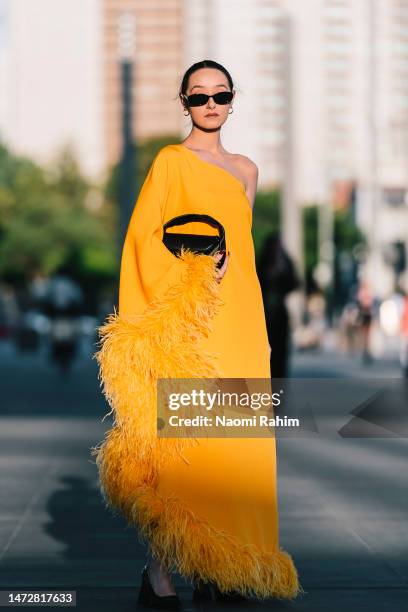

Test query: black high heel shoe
[137,564,182,610]
[192,578,248,603]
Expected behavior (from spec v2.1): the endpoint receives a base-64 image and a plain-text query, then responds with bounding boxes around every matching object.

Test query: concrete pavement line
[346,525,408,586]
[0,460,61,562]
[320,489,407,586]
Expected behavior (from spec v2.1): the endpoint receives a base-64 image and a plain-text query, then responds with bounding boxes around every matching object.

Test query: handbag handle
[163,213,225,244]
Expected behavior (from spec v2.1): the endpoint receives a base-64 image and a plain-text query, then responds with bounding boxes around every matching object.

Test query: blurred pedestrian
[400,293,408,377]
[339,301,360,354]
[257,232,300,378]
[42,264,84,372]
[42,264,83,318]
[355,279,374,364]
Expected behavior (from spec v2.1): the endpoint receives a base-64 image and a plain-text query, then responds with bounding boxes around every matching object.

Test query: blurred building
[0,0,105,179]
[0,0,407,294]
[185,0,408,295]
[102,0,183,168]
[0,0,183,180]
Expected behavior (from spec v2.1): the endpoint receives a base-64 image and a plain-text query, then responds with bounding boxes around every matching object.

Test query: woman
[92,60,302,609]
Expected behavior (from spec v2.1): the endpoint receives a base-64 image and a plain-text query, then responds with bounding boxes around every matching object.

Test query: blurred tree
[303,202,366,302]
[0,142,116,313]
[252,189,281,257]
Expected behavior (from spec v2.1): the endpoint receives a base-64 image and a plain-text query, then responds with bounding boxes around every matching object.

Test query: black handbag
[162,213,226,269]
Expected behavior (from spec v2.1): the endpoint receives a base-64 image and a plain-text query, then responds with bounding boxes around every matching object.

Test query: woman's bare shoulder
[234,153,258,178]
[231,154,259,199]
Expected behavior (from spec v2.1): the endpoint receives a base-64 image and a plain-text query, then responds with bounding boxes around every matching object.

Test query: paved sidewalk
[0,343,407,611]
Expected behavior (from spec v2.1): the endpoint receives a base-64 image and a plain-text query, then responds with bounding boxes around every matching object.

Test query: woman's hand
[213,250,230,283]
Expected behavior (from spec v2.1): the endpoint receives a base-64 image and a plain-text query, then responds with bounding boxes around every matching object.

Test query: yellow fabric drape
[92,144,302,601]
[118,150,189,316]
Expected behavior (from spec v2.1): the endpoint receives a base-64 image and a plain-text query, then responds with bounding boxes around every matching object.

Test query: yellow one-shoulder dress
[92,143,301,600]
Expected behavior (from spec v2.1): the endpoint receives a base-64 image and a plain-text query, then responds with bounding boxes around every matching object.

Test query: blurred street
[0,341,406,611]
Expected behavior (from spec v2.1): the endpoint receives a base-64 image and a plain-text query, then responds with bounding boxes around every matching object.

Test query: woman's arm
[242,157,259,210]
[241,158,270,356]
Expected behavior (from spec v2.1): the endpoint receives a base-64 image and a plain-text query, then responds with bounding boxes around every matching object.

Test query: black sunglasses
[181,91,234,107]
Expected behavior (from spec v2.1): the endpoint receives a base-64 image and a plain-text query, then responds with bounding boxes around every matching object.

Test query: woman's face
[181,68,235,130]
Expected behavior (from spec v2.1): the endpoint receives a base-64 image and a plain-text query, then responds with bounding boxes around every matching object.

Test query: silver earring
[183,109,190,116]
[228,107,234,114]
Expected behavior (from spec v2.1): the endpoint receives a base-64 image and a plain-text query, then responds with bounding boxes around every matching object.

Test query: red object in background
[401,296,408,339]
[332,180,355,211]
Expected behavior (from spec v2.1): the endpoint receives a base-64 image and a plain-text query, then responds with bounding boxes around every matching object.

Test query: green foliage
[303,202,366,292]
[333,208,365,251]
[251,193,365,297]
[251,189,281,255]
[0,142,116,286]
[0,132,366,314]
